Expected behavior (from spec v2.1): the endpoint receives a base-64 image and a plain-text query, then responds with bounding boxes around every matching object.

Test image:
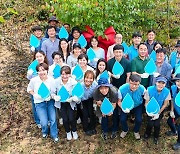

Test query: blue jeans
[101,107,119,133]
[35,100,58,139]
[120,104,142,133]
[167,110,180,143]
[30,95,40,125]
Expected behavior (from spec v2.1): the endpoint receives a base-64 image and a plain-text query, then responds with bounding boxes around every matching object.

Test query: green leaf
[0,16,5,23]
[7,8,18,15]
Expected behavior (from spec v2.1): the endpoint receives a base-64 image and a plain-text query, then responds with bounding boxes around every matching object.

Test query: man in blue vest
[118,74,146,140]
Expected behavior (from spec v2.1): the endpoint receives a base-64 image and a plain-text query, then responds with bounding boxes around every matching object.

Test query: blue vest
[171,85,180,115]
[128,45,138,61]
[170,51,180,69]
[119,83,145,108]
[148,85,170,108]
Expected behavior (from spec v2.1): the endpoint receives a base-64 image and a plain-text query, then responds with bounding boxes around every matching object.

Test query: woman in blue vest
[144,75,171,144]
[166,74,180,150]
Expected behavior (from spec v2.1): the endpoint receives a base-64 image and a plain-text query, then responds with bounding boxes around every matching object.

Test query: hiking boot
[72,131,78,140]
[120,131,128,138]
[134,132,141,140]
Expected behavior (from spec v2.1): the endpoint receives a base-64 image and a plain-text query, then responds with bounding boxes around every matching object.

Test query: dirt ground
[0,21,179,154]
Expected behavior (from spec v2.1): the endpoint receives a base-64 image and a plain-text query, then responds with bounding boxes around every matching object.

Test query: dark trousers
[81,98,96,132]
[120,104,142,133]
[101,107,119,133]
[167,110,180,143]
[145,114,163,138]
[60,103,76,133]
[76,103,83,121]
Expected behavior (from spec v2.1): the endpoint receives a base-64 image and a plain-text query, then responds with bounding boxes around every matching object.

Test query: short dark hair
[36,63,49,72]
[137,43,148,49]
[147,29,156,34]
[132,32,142,38]
[63,23,70,27]
[156,48,166,54]
[60,65,71,74]
[32,26,42,32]
[153,41,163,50]
[51,52,63,59]
[78,53,88,62]
[47,26,56,31]
[129,74,141,83]
[71,26,81,34]
[113,44,124,52]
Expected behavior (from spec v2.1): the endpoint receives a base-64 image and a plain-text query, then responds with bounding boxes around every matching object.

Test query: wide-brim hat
[48,16,59,23]
[175,40,180,47]
[97,77,112,88]
[172,73,180,81]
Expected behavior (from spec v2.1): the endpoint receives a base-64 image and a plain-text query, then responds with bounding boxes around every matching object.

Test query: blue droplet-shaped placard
[72,64,84,80]
[30,34,40,48]
[175,92,180,107]
[57,86,69,102]
[122,42,129,54]
[38,82,50,99]
[121,93,134,111]
[77,34,87,48]
[100,97,114,115]
[72,82,84,98]
[53,64,61,79]
[149,50,156,62]
[146,97,160,115]
[59,26,69,39]
[144,58,157,75]
[28,60,38,73]
[87,47,96,61]
[99,70,109,80]
[174,65,180,76]
[112,61,124,75]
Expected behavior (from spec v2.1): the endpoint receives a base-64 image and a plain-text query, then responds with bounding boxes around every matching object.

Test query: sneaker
[154,138,158,145]
[101,133,108,140]
[120,131,128,138]
[77,118,81,124]
[91,129,97,135]
[173,142,180,150]
[111,132,117,139]
[42,134,47,138]
[99,117,102,124]
[134,132,141,140]
[53,137,59,143]
[66,132,72,141]
[37,124,41,129]
[165,130,177,136]
[59,118,63,125]
[72,131,78,140]
[144,134,150,140]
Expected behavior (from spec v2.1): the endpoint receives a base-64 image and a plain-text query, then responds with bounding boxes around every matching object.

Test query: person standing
[107,44,131,89]
[41,26,59,65]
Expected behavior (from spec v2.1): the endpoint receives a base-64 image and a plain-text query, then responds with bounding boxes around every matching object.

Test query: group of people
[26,16,180,150]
